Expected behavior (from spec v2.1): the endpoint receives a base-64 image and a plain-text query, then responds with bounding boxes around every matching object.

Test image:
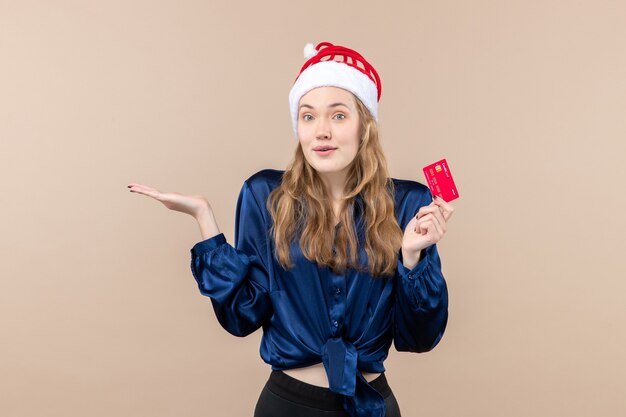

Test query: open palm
[127,183,209,218]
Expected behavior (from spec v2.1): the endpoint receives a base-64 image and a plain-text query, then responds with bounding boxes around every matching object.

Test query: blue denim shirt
[190,169,448,417]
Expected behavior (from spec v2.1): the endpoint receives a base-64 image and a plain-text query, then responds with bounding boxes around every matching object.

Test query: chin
[304,155,350,174]
[312,164,347,174]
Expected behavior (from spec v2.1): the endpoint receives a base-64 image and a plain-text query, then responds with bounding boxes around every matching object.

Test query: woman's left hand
[402,195,455,259]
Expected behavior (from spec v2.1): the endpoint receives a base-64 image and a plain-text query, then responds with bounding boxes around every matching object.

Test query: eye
[334,113,345,120]
[302,114,313,121]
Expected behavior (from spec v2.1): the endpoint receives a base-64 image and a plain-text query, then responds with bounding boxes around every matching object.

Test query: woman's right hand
[127,182,211,219]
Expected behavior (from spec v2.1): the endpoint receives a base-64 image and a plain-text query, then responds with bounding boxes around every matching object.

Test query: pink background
[1,1,625,416]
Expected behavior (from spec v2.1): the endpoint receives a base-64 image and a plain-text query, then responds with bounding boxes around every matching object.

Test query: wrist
[401,249,422,270]
[195,209,220,240]
[194,205,213,221]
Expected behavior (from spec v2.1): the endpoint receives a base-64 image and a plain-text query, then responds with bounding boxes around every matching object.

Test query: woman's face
[297,86,360,179]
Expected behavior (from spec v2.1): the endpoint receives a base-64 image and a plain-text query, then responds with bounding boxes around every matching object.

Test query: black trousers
[254,370,402,417]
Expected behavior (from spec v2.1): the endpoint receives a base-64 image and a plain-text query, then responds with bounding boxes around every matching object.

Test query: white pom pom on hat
[303,42,318,59]
[288,41,382,140]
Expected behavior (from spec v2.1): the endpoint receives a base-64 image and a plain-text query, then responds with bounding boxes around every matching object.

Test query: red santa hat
[288,41,382,139]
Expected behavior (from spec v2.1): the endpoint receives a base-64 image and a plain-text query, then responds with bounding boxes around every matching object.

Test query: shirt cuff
[397,250,429,280]
[190,233,227,257]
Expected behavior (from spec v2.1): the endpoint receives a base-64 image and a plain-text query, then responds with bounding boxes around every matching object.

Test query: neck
[318,170,348,202]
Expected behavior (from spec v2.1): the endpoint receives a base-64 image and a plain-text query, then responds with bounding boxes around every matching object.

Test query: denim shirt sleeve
[189,181,273,337]
[392,187,449,353]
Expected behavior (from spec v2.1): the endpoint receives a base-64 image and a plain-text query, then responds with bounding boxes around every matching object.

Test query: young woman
[128,41,454,417]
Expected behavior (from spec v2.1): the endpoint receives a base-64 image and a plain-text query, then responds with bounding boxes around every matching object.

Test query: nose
[315,119,331,140]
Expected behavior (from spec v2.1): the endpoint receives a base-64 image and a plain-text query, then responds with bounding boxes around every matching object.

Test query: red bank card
[422,158,459,202]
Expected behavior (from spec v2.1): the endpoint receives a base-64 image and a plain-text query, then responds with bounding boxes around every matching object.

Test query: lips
[313,146,337,151]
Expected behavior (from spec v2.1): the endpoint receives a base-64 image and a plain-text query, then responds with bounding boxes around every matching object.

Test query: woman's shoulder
[242,169,285,198]
[389,177,434,228]
[390,176,432,202]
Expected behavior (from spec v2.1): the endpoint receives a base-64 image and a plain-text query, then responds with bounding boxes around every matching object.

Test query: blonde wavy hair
[267,93,404,278]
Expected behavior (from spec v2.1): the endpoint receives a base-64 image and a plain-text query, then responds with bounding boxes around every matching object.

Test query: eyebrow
[298,102,350,111]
